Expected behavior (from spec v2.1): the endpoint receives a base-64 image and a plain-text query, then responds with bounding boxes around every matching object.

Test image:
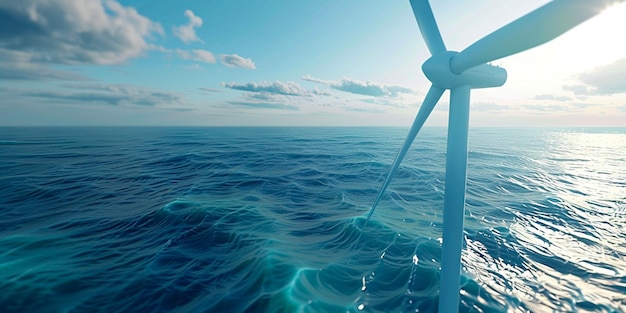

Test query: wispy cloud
[199,87,222,93]
[518,102,599,113]
[434,101,450,111]
[563,58,626,95]
[472,102,515,112]
[533,94,573,101]
[20,84,185,107]
[359,98,404,107]
[243,92,286,102]
[0,62,87,81]
[302,75,415,97]
[521,103,574,112]
[220,54,256,69]
[301,75,330,85]
[570,102,594,109]
[223,81,314,97]
[562,84,590,95]
[228,101,298,111]
[173,10,203,43]
[334,80,390,97]
[312,89,331,96]
[222,80,330,111]
[177,49,216,63]
[345,106,386,113]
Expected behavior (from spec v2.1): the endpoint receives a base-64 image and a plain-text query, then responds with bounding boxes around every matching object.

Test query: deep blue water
[1,127,625,313]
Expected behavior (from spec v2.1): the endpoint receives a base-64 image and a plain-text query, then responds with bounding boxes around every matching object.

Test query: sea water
[0,127,624,312]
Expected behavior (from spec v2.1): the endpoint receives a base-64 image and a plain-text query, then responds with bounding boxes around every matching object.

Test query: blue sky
[1,0,625,127]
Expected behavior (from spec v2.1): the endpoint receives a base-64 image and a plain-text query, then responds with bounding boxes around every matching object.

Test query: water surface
[1,127,625,312]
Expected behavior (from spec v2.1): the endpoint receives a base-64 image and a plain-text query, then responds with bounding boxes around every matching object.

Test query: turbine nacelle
[422,51,507,89]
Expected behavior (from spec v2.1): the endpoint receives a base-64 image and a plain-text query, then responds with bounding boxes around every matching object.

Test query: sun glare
[553,2,626,71]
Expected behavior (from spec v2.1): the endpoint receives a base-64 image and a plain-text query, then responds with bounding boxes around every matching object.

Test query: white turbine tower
[368,0,623,311]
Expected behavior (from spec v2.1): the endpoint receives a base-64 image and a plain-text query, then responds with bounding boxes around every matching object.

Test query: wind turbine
[368,0,622,311]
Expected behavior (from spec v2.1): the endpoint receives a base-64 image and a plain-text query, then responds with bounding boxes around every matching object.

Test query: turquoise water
[1,127,625,312]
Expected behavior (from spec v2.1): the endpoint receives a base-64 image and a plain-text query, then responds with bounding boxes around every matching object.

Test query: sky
[1,0,625,127]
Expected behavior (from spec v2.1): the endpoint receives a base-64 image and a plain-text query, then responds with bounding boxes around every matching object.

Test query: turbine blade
[367,85,445,221]
[410,0,446,55]
[451,0,617,73]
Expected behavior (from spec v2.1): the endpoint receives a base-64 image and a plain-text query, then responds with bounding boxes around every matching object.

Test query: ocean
[0,126,625,313]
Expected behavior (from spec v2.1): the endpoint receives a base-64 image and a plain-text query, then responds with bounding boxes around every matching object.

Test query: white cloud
[302,75,415,97]
[0,0,162,66]
[564,58,626,95]
[173,10,203,43]
[220,54,256,69]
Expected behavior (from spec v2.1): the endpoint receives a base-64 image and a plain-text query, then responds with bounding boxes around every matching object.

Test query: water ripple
[0,127,624,312]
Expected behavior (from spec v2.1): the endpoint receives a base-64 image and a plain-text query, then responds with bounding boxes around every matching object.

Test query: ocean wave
[1,127,625,312]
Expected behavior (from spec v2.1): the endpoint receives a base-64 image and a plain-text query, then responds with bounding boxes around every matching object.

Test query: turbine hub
[422,51,507,89]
